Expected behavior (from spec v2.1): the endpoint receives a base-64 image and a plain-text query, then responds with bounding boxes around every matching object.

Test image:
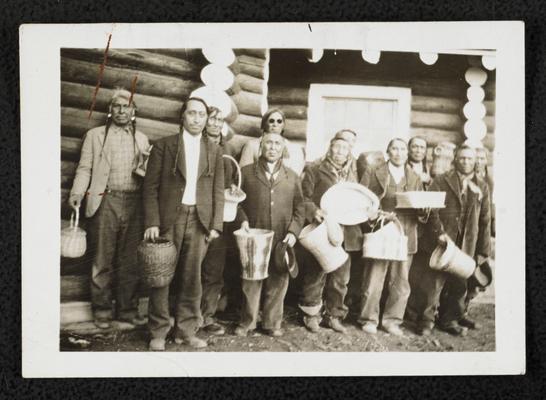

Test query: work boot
[303,316,320,333]
[327,317,348,334]
[149,338,166,351]
[234,326,249,337]
[381,323,404,337]
[264,328,284,337]
[361,322,377,334]
[94,319,111,329]
[416,325,433,336]
[440,324,468,337]
[203,322,226,336]
[458,317,481,330]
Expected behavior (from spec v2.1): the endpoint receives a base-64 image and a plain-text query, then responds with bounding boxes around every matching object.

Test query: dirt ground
[60,303,495,352]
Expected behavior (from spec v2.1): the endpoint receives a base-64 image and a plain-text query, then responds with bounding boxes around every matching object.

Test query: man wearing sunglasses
[238,108,305,175]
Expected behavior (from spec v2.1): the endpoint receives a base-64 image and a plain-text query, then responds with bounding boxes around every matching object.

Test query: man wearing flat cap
[234,131,306,337]
[69,88,151,329]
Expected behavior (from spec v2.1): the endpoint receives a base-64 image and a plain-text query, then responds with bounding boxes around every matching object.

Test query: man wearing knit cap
[69,88,151,329]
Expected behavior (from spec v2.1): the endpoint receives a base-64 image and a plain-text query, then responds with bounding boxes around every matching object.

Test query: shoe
[303,316,320,333]
[382,323,404,336]
[119,316,148,327]
[416,326,432,336]
[94,319,111,329]
[458,317,481,330]
[327,318,348,334]
[264,329,283,337]
[174,336,208,348]
[234,326,248,337]
[149,338,166,351]
[203,323,226,336]
[440,324,468,337]
[361,323,377,334]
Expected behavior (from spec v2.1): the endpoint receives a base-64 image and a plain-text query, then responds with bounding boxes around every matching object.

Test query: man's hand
[314,208,327,224]
[69,194,83,212]
[437,233,449,245]
[283,232,297,248]
[241,221,250,232]
[206,229,220,242]
[144,227,160,242]
[420,172,432,184]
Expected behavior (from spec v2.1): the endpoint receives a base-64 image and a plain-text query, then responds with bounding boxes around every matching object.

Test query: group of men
[68,89,493,351]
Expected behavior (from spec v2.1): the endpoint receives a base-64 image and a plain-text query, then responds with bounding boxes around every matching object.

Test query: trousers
[148,205,209,340]
[201,230,227,326]
[89,191,142,320]
[357,255,413,327]
[299,250,351,319]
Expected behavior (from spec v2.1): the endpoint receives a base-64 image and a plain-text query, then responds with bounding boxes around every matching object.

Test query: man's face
[206,111,224,138]
[265,112,285,135]
[183,100,208,135]
[455,148,477,175]
[329,139,351,165]
[387,140,408,167]
[409,138,427,163]
[110,97,135,126]
[475,150,488,173]
[261,133,284,163]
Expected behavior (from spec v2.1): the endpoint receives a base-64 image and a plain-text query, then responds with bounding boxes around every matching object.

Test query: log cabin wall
[266,50,496,162]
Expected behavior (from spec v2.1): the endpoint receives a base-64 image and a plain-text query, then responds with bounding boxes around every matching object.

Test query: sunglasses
[268,118,284,124]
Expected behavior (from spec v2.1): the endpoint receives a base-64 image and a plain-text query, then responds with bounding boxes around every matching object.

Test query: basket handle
[222,154,242,190]
[70,208,80,231]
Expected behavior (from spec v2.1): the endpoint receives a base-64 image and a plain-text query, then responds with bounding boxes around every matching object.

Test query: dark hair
[408,136,428,171]
[179,97,210,122]
[261,108,286,134]
[455,143,477,158]
[408,136,427,149]
[386,137,408,152]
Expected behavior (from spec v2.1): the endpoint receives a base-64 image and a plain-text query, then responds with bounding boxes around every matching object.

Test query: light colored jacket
[70,125,150,218]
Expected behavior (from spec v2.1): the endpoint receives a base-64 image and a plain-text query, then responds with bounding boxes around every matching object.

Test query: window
[306,84,412,161]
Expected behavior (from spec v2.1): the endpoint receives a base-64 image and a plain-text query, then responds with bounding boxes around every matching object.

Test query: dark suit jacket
[360,163,423,255]
[237,162,305,245]
[143,133,225,233]
[302,160,363,252]
[423,170,491,258]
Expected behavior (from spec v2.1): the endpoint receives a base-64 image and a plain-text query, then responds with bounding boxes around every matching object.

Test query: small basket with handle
[362,215,408,261]
[223,154,246,222]
[137,237,178,288]
[61,209,87,258]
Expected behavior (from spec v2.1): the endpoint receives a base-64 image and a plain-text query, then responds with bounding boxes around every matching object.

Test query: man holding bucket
[415,144,491,336]
[68,88,150,329]
[299,135,361,334]
[142,97,225,350]
[233,132,305,337]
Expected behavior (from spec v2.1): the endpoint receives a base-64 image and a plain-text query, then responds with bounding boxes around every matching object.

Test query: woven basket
[61,210,87,258]
[137,238,178,288]
[223,154,246,222]
[362,216,408,261]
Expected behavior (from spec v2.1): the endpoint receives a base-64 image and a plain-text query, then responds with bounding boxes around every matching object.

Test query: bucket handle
[222,154,242,190]
[371,212,404,234]
[70,208,80,231]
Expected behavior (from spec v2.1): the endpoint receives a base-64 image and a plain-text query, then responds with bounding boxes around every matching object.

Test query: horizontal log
[230,114,262,138]
[484,115,495,133]
[235,73,264,94]
[411,96,463,114]
[61,107,179,142]
[61,58,201,101]
[268,86,309,105]
[231,90,263,117]
[283,119,307,141]
[268,103,307,119]
[410,128,463,147]
[238,61,266,80]
[61,160,77,188]
[61,136,83,160]
[484,80,495,100]
[61,48,201,79]
[143,48,206,64]
[61,82,183,124]
[226,79,242,96]
[234,48,267,59]
[484,100,495,116]
[411,110,464,131]
[61,274,90,302]
[225,134,254,159]
[483,132,495,150]
[61,255,92,276]
[238,54,266,67]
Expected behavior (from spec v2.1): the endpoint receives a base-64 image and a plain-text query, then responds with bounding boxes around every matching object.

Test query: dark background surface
[4,0,544,398]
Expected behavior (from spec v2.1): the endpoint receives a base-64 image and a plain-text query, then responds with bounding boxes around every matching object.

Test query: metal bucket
[429,239,476,279]
[299,222,349,273]
[234,228,274,280]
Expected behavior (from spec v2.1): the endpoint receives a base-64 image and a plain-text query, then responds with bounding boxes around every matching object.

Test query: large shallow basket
[61,210,87,258]
[299,222,348,273]
[223,154,246,222]
[320,182,380,225]
[429,239,476,279]
[137,238,178,288]
[395,191,446,209]
[362,217,408,261]
[234,228,274,280]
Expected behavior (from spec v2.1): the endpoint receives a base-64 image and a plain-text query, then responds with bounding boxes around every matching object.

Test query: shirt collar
[182,129,202,142]
[388,161,405,174]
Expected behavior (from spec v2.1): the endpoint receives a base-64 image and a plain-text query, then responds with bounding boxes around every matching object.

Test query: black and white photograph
[21,22,525,377]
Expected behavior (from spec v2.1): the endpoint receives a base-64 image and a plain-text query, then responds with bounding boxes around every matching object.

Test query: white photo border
[20,21,525,377]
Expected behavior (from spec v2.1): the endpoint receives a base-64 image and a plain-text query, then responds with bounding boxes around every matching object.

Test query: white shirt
[181,130,201,205]
[388,161,405,185]
[265,160,281,182]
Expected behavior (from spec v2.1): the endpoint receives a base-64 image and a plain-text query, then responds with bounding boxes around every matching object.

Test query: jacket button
[271,189,274,194]
[271,201,274,206]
